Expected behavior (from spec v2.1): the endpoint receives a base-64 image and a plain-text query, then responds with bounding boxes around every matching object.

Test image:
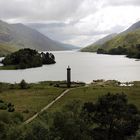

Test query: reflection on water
[0,51,140,83]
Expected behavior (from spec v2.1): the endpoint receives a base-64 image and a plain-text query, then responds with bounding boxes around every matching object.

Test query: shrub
[19,80,29,89]
[22,109,29,114]
[81,93,140,140]
[8,106,15,112]
[0,103,7,110]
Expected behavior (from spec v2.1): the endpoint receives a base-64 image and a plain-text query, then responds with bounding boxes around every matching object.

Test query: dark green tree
[49,101,92,140]
[19,80,29,89]
[82,93,140,140]
[2,48,56,69]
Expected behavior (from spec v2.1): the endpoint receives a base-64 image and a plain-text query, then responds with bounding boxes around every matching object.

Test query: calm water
[0,51,140,83]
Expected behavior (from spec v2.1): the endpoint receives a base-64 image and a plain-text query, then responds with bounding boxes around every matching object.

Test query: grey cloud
[0,0,88,22]
[104,0,140,6]
[27,22,123,44]
[27,22,79,42]
[0,0,139,47]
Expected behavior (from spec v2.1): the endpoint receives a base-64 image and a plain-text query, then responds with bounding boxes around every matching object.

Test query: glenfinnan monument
[67,66,71,88]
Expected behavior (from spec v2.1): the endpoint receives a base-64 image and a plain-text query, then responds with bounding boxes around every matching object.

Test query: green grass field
[49,82,140,112]
[0,81,140,121]
[0,65,18,70]
[0,82,64,120]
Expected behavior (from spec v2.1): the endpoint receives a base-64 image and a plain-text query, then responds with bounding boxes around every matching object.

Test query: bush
[22,109,29,114]
[19,80,29,89]
[11,112,24,124]
[8,106,15,112]
[81,93,140,140]
[0,103,7,110]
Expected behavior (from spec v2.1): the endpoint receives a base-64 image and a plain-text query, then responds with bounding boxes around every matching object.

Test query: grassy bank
[0,82,65,120]
[49,81,140,112]
[0,65,18,70]
[0,80,140,140]
[0,80,140,120]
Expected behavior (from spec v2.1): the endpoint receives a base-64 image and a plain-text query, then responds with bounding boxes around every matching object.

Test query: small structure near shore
[67,66,71,88]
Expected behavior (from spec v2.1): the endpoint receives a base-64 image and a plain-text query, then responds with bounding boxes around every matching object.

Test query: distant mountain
[0,20,78,56]
[92,33,118,46]
[81,20,140,54]
[97,21,140,51]
[26,23,79,50]
[100,29,140,51]
[81,33,117,52]
[124,21,140,33]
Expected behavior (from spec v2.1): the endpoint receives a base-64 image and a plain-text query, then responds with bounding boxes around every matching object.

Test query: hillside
[0,44,17,56]
[124,20,140,33]
[0,20,78,56]
[81,33,117,52]
[96,29,140,58]
[102,20,140,50]
[101,29,140,50]
[81,21,140,58]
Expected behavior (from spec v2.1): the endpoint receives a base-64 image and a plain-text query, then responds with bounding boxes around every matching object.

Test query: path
[23,89,70,125]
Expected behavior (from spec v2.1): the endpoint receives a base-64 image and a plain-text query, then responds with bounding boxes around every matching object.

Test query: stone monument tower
[67,66,71,88]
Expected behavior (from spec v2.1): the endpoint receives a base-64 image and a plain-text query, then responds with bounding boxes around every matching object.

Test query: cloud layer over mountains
[0,0,140,47]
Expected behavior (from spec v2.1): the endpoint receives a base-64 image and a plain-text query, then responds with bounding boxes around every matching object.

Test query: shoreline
[0,80,139,86]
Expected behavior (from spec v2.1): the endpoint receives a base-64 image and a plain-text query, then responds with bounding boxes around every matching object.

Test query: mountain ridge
[81,20,140,53]
[0,20,78,56]
[81,33,117,52]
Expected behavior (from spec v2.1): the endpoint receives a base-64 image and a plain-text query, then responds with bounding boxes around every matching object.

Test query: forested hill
[81,21,140,59]
[81,33,117,52]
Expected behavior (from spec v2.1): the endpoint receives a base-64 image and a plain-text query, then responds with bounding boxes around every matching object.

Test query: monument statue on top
[67,66,71,88]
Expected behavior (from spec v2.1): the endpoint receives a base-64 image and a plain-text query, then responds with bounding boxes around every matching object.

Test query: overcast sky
[0,0,140,47]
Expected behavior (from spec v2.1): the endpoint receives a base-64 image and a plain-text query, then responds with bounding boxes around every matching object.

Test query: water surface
[0,51,140,83]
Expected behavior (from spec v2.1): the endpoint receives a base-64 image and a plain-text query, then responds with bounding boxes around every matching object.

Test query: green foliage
[81,45,100,52]
[100,30,140,51]
[41,52,56,64]
[2,48,42,69]
[97,48,107,54]
[0,121,7,139]
[130,130,140,140]
[108,46,127,55]
[49,100,91,140]
[1,48,56,69]
[0,81,140,139]
[0,99,15,112]
[97,44,140,59]
[127,44,140,58]
[0,93,140,140]
[18,94,140,140]
[81,93,140,140]
[0,102,7,110]
[26,121,49,140]
[19,80,29,89]
[82,29,140,59]
[8,105,15,112]
[0,112,23,139]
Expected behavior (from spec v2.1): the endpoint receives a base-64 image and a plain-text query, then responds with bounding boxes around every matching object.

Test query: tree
[49,101,91,140]
[19,80,29,89]
[2,48,56,69]
[130,130,140,140]
[97,48,107,54]
[81,93,140,140]
[41,52,56,64]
